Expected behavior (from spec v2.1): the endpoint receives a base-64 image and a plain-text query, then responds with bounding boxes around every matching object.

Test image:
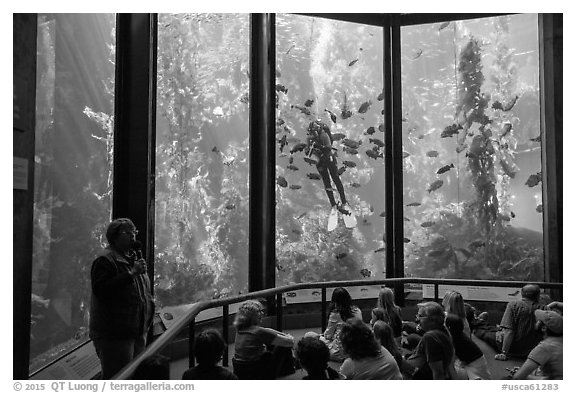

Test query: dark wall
[13,13,37,380]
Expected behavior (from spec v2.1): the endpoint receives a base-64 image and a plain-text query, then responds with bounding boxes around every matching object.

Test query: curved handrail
[114,277,562,379]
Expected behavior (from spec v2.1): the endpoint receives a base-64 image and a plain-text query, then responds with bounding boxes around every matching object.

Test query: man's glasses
[122,229,139,236]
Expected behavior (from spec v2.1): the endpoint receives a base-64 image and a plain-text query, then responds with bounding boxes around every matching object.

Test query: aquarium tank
[28,12,544,373]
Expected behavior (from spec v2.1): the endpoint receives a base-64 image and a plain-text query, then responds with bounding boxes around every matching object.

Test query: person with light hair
[442,290,471,337]
[232,300,295,379]
[405,302,457,380]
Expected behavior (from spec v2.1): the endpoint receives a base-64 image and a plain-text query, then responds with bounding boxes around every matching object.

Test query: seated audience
[376,287,403,339]
[443,290,471,337]
[372,320,404,372]
[133,355,170,380]
[182,329,237,380]
[232,300,296,379]
[444,313,491,380]
[513,309,562,380]
[296,336,341,380]
[405,302,457,380]
[306,287,363,362]
[339,319,402,380]
[475,284,545,360]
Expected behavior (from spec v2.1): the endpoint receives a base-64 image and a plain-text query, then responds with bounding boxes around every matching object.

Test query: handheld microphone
[132,240,144,260]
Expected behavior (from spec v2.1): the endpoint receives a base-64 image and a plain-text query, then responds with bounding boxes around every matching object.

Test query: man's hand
[131,259,146,276]
[495,353,508,361]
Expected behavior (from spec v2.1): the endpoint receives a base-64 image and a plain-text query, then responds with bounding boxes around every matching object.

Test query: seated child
[182,329,237,380]
[296,337,341,380]
[133,355,170,380]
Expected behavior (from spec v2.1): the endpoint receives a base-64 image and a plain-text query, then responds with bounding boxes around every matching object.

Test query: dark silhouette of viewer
[182,329,237,380]
[133,355,170,380]
[296,336,340,380]
[89,218,154,379]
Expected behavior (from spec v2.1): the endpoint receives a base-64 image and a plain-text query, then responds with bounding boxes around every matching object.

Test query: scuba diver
[305,120,357,230]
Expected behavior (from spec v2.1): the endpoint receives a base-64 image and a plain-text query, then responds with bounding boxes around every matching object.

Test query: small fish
[511,211,516,218]
[378,123,385,132]
[225,203,236,210]
[379,211,386,217]
[500,160,516,178]
[343,160,357,168]
[427,250,444,257]
[332,132,346,141]
[468,240,486,249]
[343,147,359,155]
[324,109,337,123]
[493,95,519,111]
[366,149,383,160]
[436,163,455,175]
[277,118,285,126]
[337,166,347,175]
[364,126,376,135]
[277,176,288,188]
[303,157,317,165]
[350,182,362,188]
[412,49,423,60]
[288,155,294,164]
[500,122,512,138]
[297,212,307,219]
[342,138,362,149]
[360,268,372,278]
[361,218,371,225]
[438,21,451,31]
[285,44,295,54]
[358,101,372,114]
[402,116,408,122]
[304,99,314,107]
[536,204,543,213]
[402,151,410,159]
[275,84,288,94]
[377,89,385,101]
[290,142,307,154]
[420,221,436,228]
[348,58,359,67]
[212,146,220,153]
[426,150,439,158]
[525,172,542,188]
[403,237,411,243]
[289,184,302,190]
[369,138,385,147]
[278,134,288,152]
[287,164,299,171]
[240,92,249,104]
[427,179,444,193]
[293,105,311,115]
[404,217,410,222]
[441,123,463,138]
[406,202,421,207]
[530,135,541,143]
[417,134,425,140]
[276,264,285,271]
[374,247,386,253]
[307,173,321,180]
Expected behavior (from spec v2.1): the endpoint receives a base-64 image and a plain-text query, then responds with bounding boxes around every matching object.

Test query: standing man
[89,218,154,379]
[406,302,457,379]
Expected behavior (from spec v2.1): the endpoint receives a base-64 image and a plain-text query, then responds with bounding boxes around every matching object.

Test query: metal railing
[114,277,562,379]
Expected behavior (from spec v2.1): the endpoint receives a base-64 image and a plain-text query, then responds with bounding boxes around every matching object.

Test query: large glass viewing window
[154,14,250,308]
[30,14,116,373]
[275,15,386,286]
[401,15,543,281]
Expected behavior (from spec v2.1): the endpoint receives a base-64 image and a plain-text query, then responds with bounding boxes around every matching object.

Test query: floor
[170,327,523,380]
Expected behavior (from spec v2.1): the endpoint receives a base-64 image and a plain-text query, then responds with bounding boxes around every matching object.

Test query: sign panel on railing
[422,284,523,302]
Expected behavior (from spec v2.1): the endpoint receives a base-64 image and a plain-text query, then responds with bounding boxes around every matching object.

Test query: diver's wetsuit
[310,127,347,207]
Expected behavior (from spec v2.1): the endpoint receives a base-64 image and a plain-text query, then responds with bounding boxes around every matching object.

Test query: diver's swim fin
[327,206,338,232]
[342,203,357,228]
